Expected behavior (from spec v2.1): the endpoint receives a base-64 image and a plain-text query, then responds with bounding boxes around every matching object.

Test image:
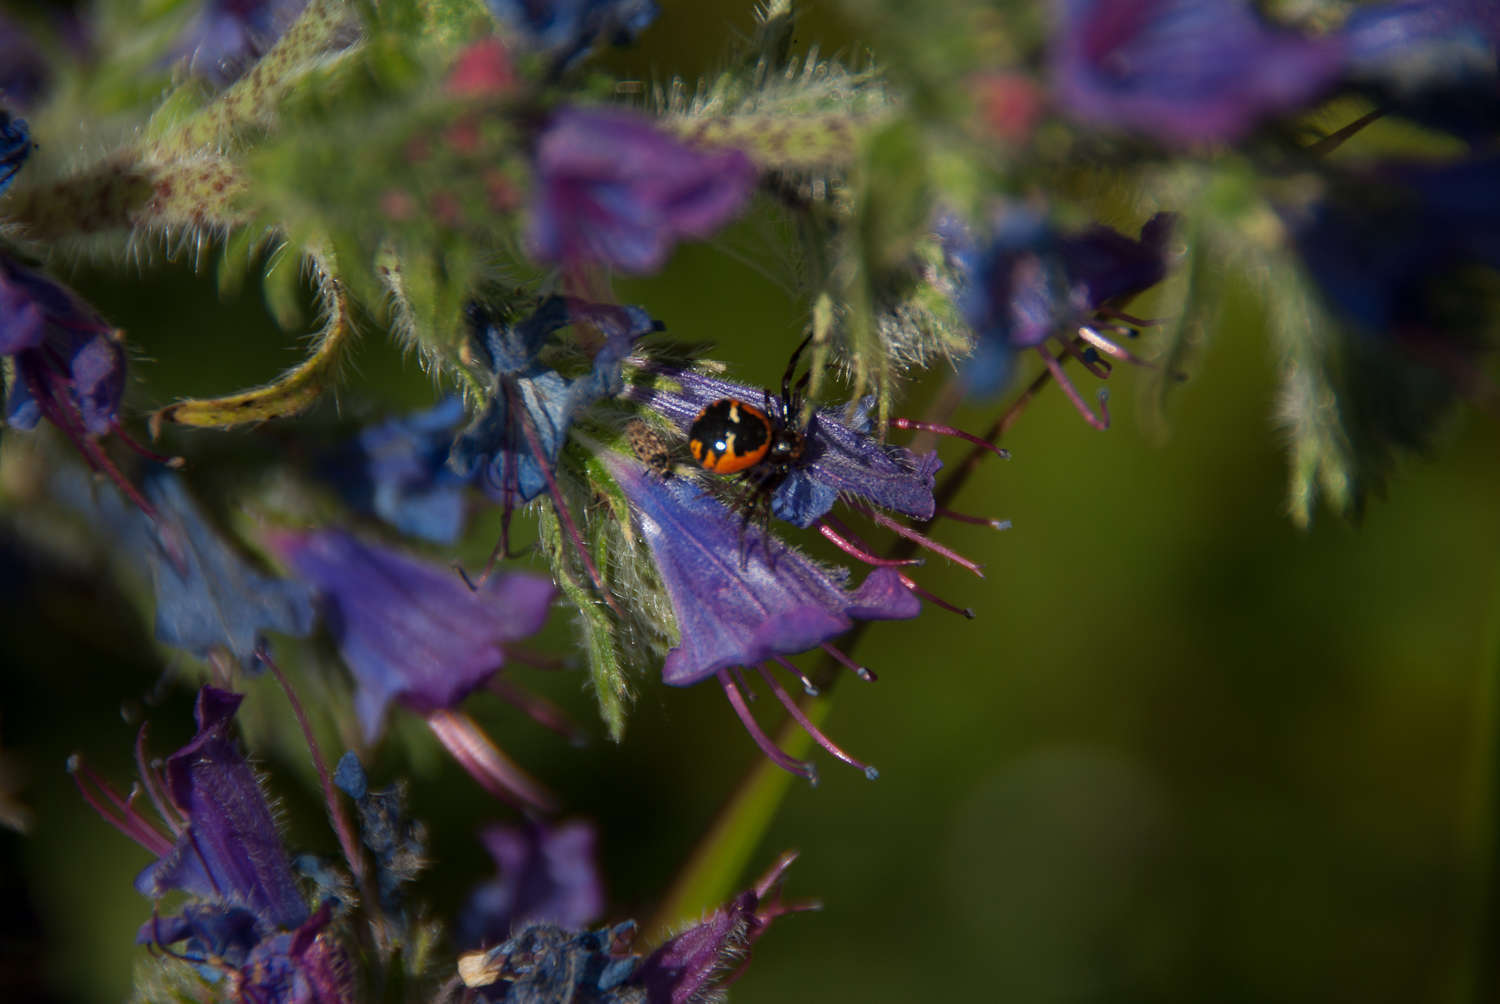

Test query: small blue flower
[528,108,758,273]
[451,296,660,506]
[265,528,556,741]
[489,0,658,69]
[1051,0,1344,146]
[459,820,605,949]
[0,110,29,196]
[327,396,471,544]
[332,754,426,918]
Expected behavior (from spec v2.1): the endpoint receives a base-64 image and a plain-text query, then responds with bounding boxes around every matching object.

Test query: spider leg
[781,331,816,405]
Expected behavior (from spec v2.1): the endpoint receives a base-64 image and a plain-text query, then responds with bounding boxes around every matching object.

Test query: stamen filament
[1035,344,1110,430]
[898,572,975,619]
[67,755,174,856]
[133,725,185,836]
[487,677,586,745]
[819,643,875,682]
[426,708,558,812]
[933,507,1011,531]
[716,670,818,784]
[756,665,878,779]
[847,501,985,578]
[889,417,1010,460]
[770,655,821,696]
[816,519,923,567]
[1076,325,1154,368]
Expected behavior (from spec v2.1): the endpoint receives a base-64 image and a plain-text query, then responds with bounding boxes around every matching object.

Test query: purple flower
[328,396,471,544]
[1283,154,1500,335]
[264,528,555,741]
[451,296,660,507]
[1051,0,1343,146]
[528,108,758,273]
[953,208,1174,426]
[603,453,918,687]
[144,472,318,670]
[1340,0,1500,144]
[602,451,919,779]
[636,852,808,1004]
[628,369,942,529]
[489,0,658,69]
[135,688,310,933]
[459,820,605,949]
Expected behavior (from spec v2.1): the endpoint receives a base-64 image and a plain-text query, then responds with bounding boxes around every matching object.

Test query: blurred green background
[4,1,1500,1002]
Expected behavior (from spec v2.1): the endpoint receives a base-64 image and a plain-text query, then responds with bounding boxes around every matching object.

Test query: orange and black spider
[687,333,814,529]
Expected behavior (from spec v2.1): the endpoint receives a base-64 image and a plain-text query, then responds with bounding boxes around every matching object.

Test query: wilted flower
[459,819,605,949]
[73,687,352,1000]
[952,208,1175,427]
[266,528,559,808]
[1050,0,1343,146]
[327,396,472,545]
[602,451,919,779]
[527,107,757,273]
[489,0,659,70]
[332,754,426,917]
[458,852,809,1003]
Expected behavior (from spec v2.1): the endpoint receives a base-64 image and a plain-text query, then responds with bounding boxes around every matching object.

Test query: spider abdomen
[689,398,772,474]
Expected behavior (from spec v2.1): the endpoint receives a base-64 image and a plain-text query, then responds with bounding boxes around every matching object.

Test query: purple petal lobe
[266,529,555,740]
[603,454,918,686]
[460,820,605,948]
[528,108,757,273]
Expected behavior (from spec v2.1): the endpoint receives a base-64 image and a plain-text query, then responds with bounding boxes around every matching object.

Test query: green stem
[1470,571,1500,1004]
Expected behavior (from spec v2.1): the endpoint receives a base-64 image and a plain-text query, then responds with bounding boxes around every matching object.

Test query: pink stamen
[770,655,821,696]
[933,507,1011,531]
[262,650,366,884]
[487,676,586,745]
[716,670,818,784]
[816,520,922,567]
[68,755,174,856]
[847,501,985,578]
[890,417,1010,460]
[819,643,875,682]
[1096,307,1163,327]
[133,725,185,836]
[1035,343,1111,430]
[757,664,878,779]
[898,572,975,619]
[509,383,622,616]
[1076,324,1155,368]
[112,423,180,466]
[426,708,558,812]
[1056,334,1113,378]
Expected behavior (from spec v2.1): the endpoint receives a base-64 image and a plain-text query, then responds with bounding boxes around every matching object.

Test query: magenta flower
[1051,0,1343,146]
[528,107,757,273]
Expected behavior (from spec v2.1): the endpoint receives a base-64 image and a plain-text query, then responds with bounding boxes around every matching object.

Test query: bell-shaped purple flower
[135,688,310,932]
[264,528,555,742]
[1051,0,1344,146]
[603,453,918,687]
[327,396,471,544]
[451,296,660,507]
[459,820,605,949]
[489,0,658,69]
[528,107,757,273]
[953,208,1175,427]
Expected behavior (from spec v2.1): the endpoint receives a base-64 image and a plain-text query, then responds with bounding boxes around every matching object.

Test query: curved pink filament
[716,669,818,783]
[757,664,877,779]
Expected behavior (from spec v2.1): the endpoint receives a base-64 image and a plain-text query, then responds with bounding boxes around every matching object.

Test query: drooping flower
[459,820,605,949]
[602,451,919,779]
[457,852,809,1004]
[1050,0,1344,147]
[144,472,318,671]
[326,396,471,545]
[951,208,1176,427]
[451,296,659,507]
[488,0,659,70]
[266,528,558,808]
[73,687,352,1000]
[527,107,758,273]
